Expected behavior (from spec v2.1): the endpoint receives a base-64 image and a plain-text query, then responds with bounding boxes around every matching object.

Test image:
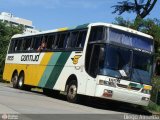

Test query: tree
[113,0,157,19]
[0,21,23,74]
[114,17,133,27]
[112,0,157,29]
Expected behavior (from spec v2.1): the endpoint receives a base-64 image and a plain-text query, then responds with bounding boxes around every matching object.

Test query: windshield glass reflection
[131,52,153,84]
[99,45,131,79]
[98,45,153,85]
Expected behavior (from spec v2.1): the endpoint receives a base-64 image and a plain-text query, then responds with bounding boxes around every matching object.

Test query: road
[0,82,153,120]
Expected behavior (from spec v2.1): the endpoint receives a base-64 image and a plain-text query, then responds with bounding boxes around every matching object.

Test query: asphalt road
[0,82,154,120]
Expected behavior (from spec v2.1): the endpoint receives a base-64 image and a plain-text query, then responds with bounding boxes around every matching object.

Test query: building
[0,12,39,34]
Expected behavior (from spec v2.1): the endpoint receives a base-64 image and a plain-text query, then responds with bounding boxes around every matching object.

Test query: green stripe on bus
[38,52,61,87]
[75,23,89,30]
[44,52,71,89]
[68,23,89,30]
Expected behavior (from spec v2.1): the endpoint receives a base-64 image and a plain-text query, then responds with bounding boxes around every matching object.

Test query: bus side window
[89,26,105,42]
[54,34,60,49]
[67,31,79,49]
[17,38,23,51]
[20,38,26,51]
[14,39,19,52]
[33,36,42,50]
[64,33,70,48]
[37,35,48,51]
[43,35,48,49]
[76,30,87,48]
[47,34,56,50]
[9,39,15,53]
[58,33,65,48]
[57,32,70,49]
[25,37,32,51]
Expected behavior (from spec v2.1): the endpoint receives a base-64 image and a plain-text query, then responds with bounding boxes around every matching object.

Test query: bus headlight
[99,80,105,85]
[99,80,116,87]
[141,97,150,101]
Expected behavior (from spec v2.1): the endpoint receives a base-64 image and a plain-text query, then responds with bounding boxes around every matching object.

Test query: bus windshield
[99,45,153,85]
[131,51,153,85]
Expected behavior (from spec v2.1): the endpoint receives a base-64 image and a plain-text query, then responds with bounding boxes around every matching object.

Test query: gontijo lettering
[21,55,40,62]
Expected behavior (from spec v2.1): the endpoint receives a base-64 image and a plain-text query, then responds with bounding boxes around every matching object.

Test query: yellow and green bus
[3,22,153,106]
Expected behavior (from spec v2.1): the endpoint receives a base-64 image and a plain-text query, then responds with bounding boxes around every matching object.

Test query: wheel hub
[68,85,77,99]
[18,78,23,87]
[13,76,18,84]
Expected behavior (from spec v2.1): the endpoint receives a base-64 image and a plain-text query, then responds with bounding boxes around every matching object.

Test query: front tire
[67,80,78,103]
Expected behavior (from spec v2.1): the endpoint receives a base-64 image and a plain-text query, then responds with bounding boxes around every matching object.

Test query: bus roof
[12,22,153,39]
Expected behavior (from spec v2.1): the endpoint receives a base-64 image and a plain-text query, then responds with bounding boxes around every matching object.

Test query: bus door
[86,44,104,96]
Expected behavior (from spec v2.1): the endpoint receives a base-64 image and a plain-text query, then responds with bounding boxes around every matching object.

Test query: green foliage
[142,76,160,113]
[112,0,157,19]
[151,76,160,102]
[0,21,23,74]
[114,17,133,27]
[145,101,160,113]
[143,75,160,113]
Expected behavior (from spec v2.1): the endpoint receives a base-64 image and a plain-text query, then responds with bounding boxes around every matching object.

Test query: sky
[0,0,160,31]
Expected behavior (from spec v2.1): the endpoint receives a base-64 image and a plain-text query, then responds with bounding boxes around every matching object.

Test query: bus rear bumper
[94,85,150,106]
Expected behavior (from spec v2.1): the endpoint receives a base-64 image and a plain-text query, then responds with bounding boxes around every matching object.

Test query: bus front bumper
[95,85,150,106]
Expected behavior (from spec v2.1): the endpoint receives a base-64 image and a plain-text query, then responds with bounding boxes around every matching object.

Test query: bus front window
[98,45,153,84]
[99,45,132,79]
[131,52,153,85]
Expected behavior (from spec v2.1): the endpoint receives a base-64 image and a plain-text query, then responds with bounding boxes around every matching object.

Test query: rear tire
[11,72,18,88]
[18,74,24,89]
[18,73,31,91]
[67,80,78,103]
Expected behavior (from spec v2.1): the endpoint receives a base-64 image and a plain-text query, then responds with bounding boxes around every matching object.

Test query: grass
[144,101,160,114]
[143,76,160,114]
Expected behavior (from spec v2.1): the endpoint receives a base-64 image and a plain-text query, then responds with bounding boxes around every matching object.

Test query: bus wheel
[18,74,24,89]
[12,72,18,88]
[67,80,77,103]
[18,74,31,91]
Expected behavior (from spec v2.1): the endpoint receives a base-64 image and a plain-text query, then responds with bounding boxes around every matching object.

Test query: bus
[3,22,154,106]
